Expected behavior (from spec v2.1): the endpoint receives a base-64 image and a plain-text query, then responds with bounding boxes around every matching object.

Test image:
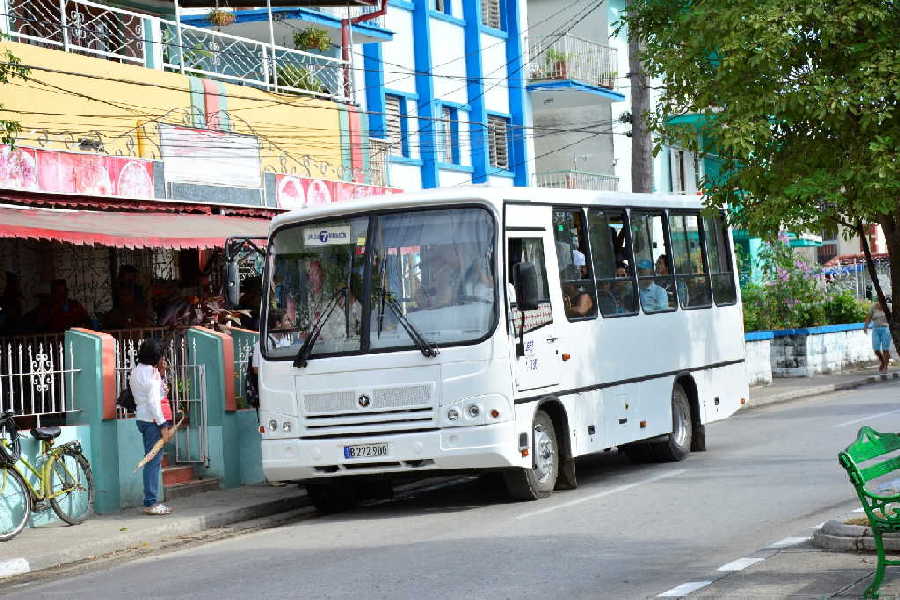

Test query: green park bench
[839,426,900,599]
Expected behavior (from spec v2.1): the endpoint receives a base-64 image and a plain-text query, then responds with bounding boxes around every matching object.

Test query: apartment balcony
[5,0,351,101]
[534,171,619,192]
[527,35,624,102]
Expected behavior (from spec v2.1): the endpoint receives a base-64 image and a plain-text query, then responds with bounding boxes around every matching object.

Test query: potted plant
[207,8,235,27]
[275,64,324,93]
[293,26,331,52]
[544,48,570,79]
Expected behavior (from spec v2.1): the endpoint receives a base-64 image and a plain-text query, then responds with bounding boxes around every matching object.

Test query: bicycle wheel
[0,467,30,541]
[49,451,94,525]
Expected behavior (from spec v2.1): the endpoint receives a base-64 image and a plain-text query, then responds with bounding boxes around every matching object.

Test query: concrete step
[162,465,195,487]
[164,477,220,501]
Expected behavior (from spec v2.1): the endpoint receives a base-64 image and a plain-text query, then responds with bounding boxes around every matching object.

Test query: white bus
[253,187,748,510]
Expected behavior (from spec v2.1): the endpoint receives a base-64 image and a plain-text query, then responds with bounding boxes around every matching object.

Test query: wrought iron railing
[534,170,619,192]
[5,0,350,101]
[369,138,390,187]
[109,327,191,418]
[232,333,255,410]
[0,333,78,425]
[528,34,618,90]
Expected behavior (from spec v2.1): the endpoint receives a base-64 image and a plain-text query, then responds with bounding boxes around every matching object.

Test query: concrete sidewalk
[748,365,898,410]
[0,483,308,578]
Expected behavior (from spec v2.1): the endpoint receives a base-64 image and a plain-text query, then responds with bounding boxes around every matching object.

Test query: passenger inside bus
[597,264,636,315]
[638,259,670,312]
[563,283,594,317]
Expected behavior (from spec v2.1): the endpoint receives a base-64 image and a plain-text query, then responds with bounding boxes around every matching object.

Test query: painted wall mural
[0,145,155,199]
[275,174,401,211]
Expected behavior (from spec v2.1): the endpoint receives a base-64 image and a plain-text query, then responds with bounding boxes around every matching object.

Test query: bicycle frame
[1,438,81,502]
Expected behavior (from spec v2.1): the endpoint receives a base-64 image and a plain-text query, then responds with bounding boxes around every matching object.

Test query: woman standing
[864,298,893,375]
[130,339,173,515]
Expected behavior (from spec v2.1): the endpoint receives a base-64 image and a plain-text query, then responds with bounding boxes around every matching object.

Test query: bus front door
[508,234,560,393]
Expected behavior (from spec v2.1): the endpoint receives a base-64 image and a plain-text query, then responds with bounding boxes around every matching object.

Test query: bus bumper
[261,421,521,482]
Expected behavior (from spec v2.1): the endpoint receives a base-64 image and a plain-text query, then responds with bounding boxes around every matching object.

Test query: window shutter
[488,116,509,170]
[385,95,403,154]
[481,0,501,29]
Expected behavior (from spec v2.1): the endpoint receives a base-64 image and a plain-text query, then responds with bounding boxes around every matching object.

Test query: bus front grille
[301,383,436,437]
[303,384,433,415]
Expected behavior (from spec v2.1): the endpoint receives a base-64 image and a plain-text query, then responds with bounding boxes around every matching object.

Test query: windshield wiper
[376,287,439,358]
[293,287,348,368]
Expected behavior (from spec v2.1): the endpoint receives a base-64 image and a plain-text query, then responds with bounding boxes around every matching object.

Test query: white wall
[389,163,423,190]
[430,19,468,106]
[382,9,417,95]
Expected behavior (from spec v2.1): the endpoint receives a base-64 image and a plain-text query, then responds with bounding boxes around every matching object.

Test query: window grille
[385,95,404,156]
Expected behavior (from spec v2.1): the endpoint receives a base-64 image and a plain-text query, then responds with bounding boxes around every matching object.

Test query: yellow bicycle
[0,410,94,541]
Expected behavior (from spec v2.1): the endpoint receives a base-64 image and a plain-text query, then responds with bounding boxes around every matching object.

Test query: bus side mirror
[225,260,240,308]
[512,262,540,311]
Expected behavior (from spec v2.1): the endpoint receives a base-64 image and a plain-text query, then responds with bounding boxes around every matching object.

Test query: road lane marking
[515,469,686,520]
[835,408,900,428]
[768,536,810,548]
[717,557,764,572]
[658,581,712,597]
[853,507,866,513]
[0,558,29,578]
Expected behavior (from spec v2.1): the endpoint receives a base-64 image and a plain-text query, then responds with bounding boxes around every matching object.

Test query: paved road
[7,381,900,600]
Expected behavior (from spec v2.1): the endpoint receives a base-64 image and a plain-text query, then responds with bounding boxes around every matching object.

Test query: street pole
[627,0,653,193]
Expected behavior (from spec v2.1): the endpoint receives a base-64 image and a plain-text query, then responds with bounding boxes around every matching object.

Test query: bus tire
[502,410,558,501]
[651,383,693,462]
[305,480,359,514]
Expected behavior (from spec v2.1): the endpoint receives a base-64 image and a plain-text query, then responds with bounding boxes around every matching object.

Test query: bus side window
[587,208,638,316]
[668,213,712,308]
[631,211,677,313]
[703,213,738,305]
[552,209,597,320]
[508,237,553,335]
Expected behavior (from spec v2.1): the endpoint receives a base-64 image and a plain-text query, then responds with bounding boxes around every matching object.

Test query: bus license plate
[344,443,388,459]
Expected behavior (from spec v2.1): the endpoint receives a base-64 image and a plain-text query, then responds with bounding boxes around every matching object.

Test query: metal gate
[172,363,208,465]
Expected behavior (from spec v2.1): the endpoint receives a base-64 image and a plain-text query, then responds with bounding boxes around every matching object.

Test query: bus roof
[270,187,707,234]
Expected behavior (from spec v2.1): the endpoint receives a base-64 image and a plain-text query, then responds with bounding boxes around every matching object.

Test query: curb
[812,519,900,553]
[3,476,467,579]
[13,490,309,577]
[747,373,898,410]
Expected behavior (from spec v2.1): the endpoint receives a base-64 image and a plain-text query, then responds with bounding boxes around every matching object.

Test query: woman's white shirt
[130,364,166,425]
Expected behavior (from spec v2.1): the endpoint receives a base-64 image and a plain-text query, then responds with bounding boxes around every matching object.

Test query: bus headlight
[268,419,278,432]
[441,395,511,427]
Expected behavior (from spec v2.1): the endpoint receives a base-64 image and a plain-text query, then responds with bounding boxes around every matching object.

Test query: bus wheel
[503,410,558,501]
[652,383,693,462]
[305,480,359,514]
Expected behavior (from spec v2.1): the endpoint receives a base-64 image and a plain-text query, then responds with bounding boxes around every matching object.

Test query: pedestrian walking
[130,339,173,515]
[864,297,893,375]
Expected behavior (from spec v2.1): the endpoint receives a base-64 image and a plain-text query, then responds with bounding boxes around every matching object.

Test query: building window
[487,115,510,171]
[669,147,700,194]
[481,0,502,29]
[385,94,410,158]
[434,0,451,15]
[438,106,460,165]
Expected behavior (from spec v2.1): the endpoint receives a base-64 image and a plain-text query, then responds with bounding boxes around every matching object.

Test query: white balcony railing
[534,171,619,192]
[528,34,618,91]
[5,0,350,101]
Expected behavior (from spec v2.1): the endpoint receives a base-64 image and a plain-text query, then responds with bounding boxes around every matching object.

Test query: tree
[626,0,654,193]
[0,40,29,146]
[621,0,899,343]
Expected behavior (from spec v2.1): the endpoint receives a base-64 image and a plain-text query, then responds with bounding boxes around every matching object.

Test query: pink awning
[0,205,270,249]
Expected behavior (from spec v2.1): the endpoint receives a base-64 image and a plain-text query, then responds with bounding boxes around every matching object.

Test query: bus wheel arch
[674,374,706,452]
[536,397,577,490]
[503,400,566,500]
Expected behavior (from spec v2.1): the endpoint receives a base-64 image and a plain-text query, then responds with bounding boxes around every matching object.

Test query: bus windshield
[264,207,496,359]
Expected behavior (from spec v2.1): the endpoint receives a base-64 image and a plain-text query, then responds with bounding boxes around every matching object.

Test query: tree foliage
[0,40,29,146]
[620,0,898,238]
